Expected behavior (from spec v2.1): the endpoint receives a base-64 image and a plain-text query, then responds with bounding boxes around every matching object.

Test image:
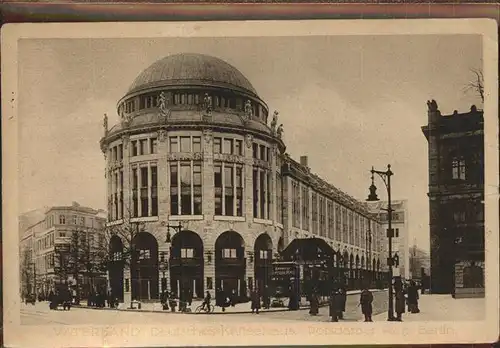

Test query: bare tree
[464,68,484,104]
[93,207,145,301]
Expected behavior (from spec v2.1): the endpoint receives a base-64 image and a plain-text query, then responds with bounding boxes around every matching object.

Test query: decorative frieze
[213,153,245,164]
[167,152,204,161]
[253,158,271,169]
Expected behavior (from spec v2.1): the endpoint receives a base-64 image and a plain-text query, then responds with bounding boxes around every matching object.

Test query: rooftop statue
[270,111,278,134]
[103,113,108,134]
[157,92,169,116]
[203,93,213,114]
[277,124,284,139]
[244,100,253,120]
[426,99,439,113]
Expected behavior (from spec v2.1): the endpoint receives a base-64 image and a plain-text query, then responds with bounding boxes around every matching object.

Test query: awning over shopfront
[279,237,336,264]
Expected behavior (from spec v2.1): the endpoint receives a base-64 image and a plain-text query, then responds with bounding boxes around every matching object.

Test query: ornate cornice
[213,153,245,164]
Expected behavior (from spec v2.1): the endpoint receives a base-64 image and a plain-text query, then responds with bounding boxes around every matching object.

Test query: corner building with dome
[100,53,388,303]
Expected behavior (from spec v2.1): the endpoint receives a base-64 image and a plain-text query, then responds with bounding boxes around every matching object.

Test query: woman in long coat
[309,289,319,316]
[338,285,347,319]
[359,287,374,322]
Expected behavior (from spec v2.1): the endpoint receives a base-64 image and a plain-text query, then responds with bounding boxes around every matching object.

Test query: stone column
[121,135,131,219]
[202,129,215,297]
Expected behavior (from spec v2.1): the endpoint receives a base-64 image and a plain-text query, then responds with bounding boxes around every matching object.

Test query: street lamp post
[165,222,183,297]
[367,164,397,321]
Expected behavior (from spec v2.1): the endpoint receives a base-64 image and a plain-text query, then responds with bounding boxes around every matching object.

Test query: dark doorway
[131,232,159,300]
[215,231,246,301]
[108,236,124,301]
[254,233,273,292]
[169,230,204,299]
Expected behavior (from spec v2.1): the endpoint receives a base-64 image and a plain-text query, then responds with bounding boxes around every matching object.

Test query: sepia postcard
[2,19,499,347]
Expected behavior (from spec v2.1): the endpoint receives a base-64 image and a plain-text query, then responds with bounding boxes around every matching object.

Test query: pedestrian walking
[359,286,373,322]
[309,290,319,316]
[251,287,260,314]
[339,284,347,319]
[394,277,406,321]
[407,280,420,313]
[329,286,344,322]
[262,285,270,309]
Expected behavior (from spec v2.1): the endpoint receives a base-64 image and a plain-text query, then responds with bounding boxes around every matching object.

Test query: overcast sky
[17,35,482,251]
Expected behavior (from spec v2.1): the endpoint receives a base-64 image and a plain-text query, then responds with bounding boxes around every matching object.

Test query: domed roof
[127,53,258,96]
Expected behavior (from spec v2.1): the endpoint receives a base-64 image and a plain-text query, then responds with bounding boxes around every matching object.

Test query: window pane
[225,166,234,216]
[214,137,222,154]
[223,139,233,154]
[252,143,258,159]
[169,137,178,152]
[235,140,242,156]
[180,163,192,215]
[214,165,222,188]
[150,138,158,154]
[193,164,202,186]
[139,139,148,155]
[180,137,191,152]
[260,145,266,161]
[214,164,222,215]
[170,164,178,215]
[192,137,202,152]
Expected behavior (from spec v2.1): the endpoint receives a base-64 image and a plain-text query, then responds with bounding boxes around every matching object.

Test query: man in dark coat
[329,286,344,322]
[338,284,347,319]
[251,288,261,314]
[262,285,270,309]
[407,280,420,313]
[394,277,405,321]
[359,286,373,322]
[309,289,319,316]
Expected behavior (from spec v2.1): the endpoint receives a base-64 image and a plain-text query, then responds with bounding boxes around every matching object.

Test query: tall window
[224,166,234,215]
[236,167,243,216]
[59,215,66,224]
[348,211,354,244]
[132,168,138,217]
[215,163,243,216]
[253,169,259,218]
[170,164,179,215]
[302,187,309,231]
[342,208,348,243]
[114,172,119,220]
[139,140,148,156]
[180,162,192,215]
[151,166,158,216]
[214,164,223,215]
[292,182,300,228]
[235,140,243,156]
[327,201,334,239]
[260,171,266,219]
[223,139,233,155]
[319,197,326,237]
[276,173,283,224]
[119,171,124,219]
[452,157,466,180]
[312,193,318,235]
[140,167,148,217]
[193,164,202,215]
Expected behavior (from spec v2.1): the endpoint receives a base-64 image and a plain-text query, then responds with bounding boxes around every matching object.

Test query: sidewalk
[73,288,387,315]
[370,293,485,322]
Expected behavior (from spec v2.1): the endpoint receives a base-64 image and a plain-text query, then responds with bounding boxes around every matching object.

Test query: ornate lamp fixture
[164,221,183,243]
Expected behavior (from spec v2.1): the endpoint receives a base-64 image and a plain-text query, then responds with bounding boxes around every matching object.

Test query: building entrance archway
[108,235,124,301]
[169,230,204,299]
[131,232,159,300]
[254,233,273,292]
[215,231,246,301]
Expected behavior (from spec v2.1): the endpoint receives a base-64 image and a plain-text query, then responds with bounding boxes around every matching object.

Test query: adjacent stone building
[422,100,485,297]
[100,53,386,303]
[19,202,107,298]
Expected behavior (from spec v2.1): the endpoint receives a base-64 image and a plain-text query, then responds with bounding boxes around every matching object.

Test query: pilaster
[157,129,169,218]
[244,134,254,222]
[202,129,214,219]
[122,135,131,220]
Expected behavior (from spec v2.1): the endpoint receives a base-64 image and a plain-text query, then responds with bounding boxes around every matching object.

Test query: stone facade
[422,101,485,296]
[101,53,386,303]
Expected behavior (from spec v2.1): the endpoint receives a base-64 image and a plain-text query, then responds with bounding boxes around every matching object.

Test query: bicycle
[195,302,215,313]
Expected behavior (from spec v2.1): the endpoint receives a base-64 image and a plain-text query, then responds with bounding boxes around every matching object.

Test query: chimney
[300,155,308,168]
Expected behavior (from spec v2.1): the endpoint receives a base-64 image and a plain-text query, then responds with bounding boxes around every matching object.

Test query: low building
[409,244,431,280]
[19,202,107,298]
[422,100,484,298]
